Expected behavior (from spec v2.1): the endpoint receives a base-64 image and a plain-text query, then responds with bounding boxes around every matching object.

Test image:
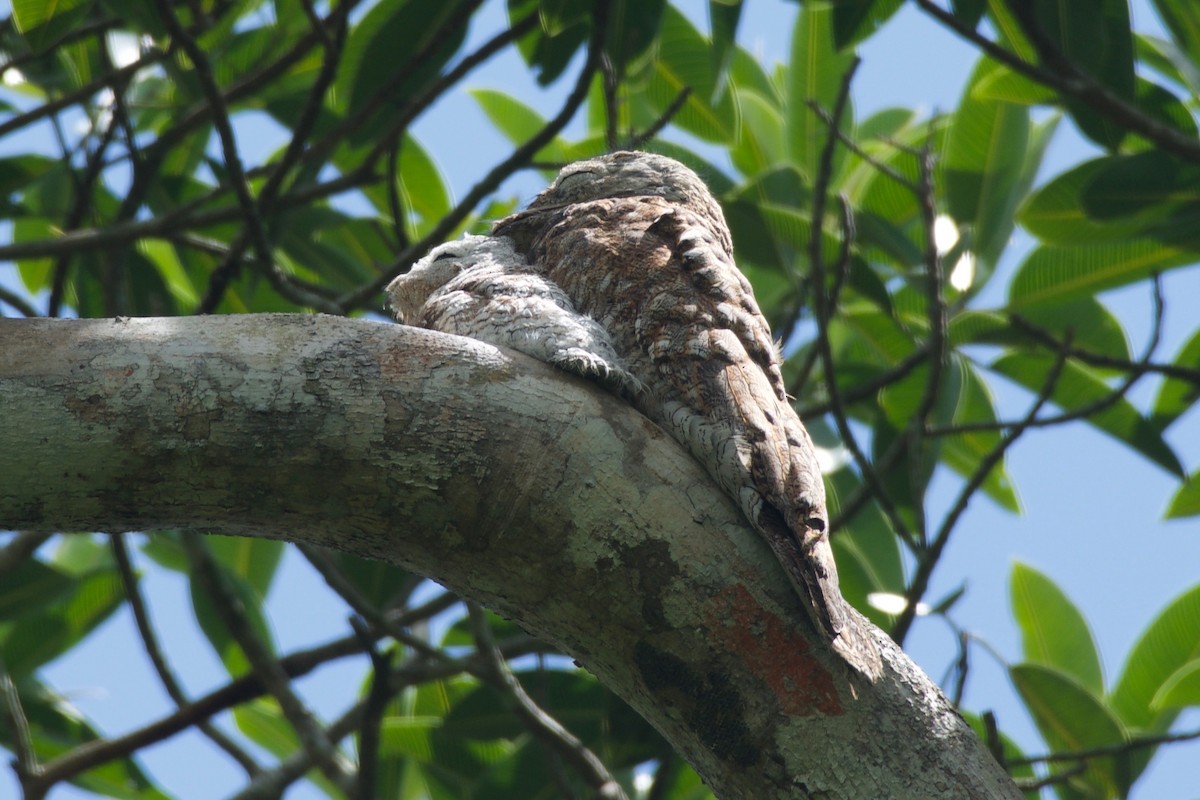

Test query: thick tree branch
[0,315,1020,800]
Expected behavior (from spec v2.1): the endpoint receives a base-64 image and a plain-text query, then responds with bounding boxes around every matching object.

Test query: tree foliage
[0,0,1199,798]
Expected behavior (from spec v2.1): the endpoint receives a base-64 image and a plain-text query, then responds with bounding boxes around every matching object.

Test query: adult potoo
[387,154,880,678]
[494,151,882,680]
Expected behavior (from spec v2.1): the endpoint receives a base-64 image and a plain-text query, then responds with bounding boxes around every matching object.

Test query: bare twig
[1008,315,1200,384]
[892,334,1075,644]
[0,659,41,798]
[914,0,1200,164]
[179,533,353,793]
[349,617,393,800]
[927,275,1168,436]
[337,0,614,311]
[110,534,261,775]
[468,603,629,800]
[0,532,53,577]
[808,58,915,543]
[1008,724,1200,768]
[623,87,692,150]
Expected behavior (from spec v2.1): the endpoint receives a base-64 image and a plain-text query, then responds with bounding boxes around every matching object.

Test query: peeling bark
[0,314,1021,799]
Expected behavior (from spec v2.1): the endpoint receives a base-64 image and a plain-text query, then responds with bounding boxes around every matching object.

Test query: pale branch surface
[0,314,1020,800]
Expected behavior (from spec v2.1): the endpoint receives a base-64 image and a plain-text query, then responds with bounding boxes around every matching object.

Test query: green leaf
[951,0,987,28]
[729,87,786,176]
[13,677,171,799]
[0,569,125,678]
[205,535,285,598]
[13,217,56,294]
[397,136,452,227]
[1151,659,1200,709]
[827,468,905,627]
[137,240,199,308]
[1027,0,1135,150]
[708,0,744,100]
[1017,295,1132,363]
[971,62,1055,105]
[189,561,276,676]
[1011,563,1103,693]
[604,0,665,73]
[1079,150,1200,221]
[234,698,345,797]
[1129,76,1199,144]
[1111,583,1200,728]
[0,155,58,197]
[785,1,854,179]
[1151,328,1200,431]
[12,0,95,51]
[508,0,589,85]
[337,0,472,146]
[1150,0,1200,81]
[831,0,903,48]
[443,670,663,766]
[1165,471,1200,519]
[1011,663,1130,798]
[645,5,738,143]
[471,89,572,163]
[942,58,1030,268]
[0,558,72,621]
[1019,158,1139,245]
[324,552,417,611]
[50,535,113,575]
[1007,240,1198,310]
[940,358,1019,512]
[990,352,1184,477]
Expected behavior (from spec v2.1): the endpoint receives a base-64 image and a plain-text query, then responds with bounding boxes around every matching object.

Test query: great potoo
[391,152,882,680]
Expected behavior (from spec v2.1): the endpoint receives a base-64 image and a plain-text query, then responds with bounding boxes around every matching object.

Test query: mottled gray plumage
[390,152,881,680]
[387,234,639,398]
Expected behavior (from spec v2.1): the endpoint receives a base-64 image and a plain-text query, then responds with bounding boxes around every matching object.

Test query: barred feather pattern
[391,152,881,680]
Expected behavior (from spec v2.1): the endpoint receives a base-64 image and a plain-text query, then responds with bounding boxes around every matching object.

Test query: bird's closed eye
[556,170,596,192]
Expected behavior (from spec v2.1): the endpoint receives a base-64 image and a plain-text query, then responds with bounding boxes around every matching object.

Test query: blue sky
[4,1,1200,798]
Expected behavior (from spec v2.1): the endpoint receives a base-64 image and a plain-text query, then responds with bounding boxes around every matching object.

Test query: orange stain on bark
[708,584,843,716]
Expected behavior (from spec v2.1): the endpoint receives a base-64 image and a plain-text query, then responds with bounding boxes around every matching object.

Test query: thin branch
[110,534,261,776]
[297,0,488,175]
[27,607,535,791]
[1014,763,1087,792]
[623,87,692,150]
[804,98,921,193]
[48,85,125,318]
[0,56,162,141]
[902,136,949,541]
[227,632,543,800]
[1008,724,1200,768]
[601,52,620,151]
[178,533,353,794]
[0,284,40,317]
[156,0,281,316]
[797,345,930,417]
[0,658,41,798]
[915,0,1200,164]
[927,275,1168,436]
[349,616,393,800]
[0,532,53,577]
[808,58,914,543]
[196,0,350,314]
[337,0,613,311]
[892,332,1075,644]
[1009,315,1200,384]
[468,603,629,800]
